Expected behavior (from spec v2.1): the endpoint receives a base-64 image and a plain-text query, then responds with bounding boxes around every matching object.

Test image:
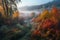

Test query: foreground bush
[31,7,60,40]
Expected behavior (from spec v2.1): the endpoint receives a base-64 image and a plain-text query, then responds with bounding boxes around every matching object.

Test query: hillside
[19,0,60,11]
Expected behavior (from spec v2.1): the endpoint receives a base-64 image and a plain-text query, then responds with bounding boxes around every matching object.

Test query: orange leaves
[0,6,5,17]
[50,16,58,25]
[51,7,58,14]
[42,19,52,29]
[31,7,60,40]
[12,11,19,19]
[33,7,59,24]
[34,9,50,23]
[51,7,59,17]
[41,16,58,29]
[33,7,60,31]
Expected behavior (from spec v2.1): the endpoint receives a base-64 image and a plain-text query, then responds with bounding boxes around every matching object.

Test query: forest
[0,0,60,40]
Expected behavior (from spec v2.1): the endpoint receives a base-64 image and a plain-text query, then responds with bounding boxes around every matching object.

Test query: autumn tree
[0,0,21,25]
[31,7,60,40]
[2,0,21,17]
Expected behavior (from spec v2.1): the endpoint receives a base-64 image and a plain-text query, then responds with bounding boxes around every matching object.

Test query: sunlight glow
[17,0,53,8]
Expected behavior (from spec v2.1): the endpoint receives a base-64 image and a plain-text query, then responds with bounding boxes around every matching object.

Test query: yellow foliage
[34,9,50,22]
[12,11,19,19]
[34,7,60,23]
[32,7,60,40]
[0,6,5,17]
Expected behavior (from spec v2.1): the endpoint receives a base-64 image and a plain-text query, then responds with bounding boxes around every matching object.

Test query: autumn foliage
[31,7,60,40]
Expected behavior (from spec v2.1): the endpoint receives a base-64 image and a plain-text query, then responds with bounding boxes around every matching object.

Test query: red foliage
[42,19,53,29]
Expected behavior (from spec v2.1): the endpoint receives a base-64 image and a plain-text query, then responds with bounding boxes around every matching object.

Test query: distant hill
[19,0,60,11]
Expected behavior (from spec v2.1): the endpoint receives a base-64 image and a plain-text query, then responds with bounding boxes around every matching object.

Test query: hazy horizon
[17,0,53,8]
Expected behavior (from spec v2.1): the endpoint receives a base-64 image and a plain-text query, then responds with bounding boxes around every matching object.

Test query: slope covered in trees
[31,7,60,40]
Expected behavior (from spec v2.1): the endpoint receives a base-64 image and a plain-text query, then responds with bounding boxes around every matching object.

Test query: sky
[17,0,53,7]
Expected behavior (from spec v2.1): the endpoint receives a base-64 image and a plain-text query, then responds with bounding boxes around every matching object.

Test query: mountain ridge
[19,0,60,11]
